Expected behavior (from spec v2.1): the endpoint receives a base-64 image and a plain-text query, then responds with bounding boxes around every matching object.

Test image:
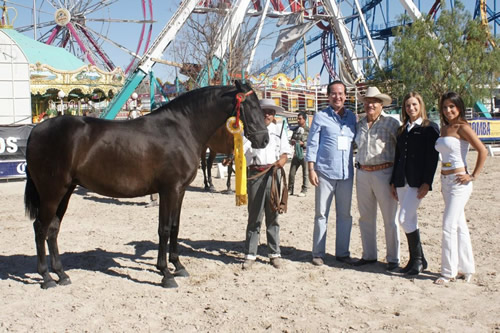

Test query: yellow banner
[469,119,500,141]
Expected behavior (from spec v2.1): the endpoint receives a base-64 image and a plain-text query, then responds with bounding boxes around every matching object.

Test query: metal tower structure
[255,0,499,83]
[100,0,499,119]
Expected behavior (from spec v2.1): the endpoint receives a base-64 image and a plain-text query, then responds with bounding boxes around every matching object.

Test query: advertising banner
[469,119,500,141]
[0,125,33,179]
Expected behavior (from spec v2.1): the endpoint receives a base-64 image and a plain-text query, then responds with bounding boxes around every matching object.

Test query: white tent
[0,29,31,125]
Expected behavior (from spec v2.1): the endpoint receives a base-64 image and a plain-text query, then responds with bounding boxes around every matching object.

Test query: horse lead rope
[247,165,288,214]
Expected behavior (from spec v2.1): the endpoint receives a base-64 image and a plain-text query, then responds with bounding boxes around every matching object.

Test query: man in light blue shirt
[306,80,357,266]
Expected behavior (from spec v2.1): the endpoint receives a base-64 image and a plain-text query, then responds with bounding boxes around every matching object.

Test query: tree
[369,1,500,109]
[169,3,276,88]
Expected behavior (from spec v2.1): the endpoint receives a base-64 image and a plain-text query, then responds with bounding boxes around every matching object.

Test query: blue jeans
[312,172,354,258]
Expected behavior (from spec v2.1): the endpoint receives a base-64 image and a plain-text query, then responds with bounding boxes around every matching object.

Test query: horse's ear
[234,80,243,92]
[234,80,252,93]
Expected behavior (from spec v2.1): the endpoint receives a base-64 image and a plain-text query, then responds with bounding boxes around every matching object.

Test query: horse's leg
[46,185,76,286]
[226,155,234,193]
[157,190,185,288]
[169,188,188,277]
[201,150,210,191]
[207,151,216,192]
[33,199,61,289]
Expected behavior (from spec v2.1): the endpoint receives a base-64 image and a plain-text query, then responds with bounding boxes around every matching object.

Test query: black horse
[24,81,268,289]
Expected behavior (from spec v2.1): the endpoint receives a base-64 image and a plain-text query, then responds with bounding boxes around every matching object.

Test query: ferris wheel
[10,0,154,73]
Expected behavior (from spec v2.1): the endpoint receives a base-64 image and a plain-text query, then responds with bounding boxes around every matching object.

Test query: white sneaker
[297,192,306,197]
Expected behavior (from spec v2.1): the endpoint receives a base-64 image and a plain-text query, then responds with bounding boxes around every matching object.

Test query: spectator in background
[288,111,309,197]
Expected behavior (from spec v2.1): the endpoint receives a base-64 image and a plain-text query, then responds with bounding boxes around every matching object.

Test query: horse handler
[242,99,291,270]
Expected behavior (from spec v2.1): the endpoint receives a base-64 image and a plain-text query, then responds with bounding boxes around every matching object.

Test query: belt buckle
[442,162,452,167]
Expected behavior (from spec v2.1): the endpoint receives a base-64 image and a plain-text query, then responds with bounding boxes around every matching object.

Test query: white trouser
[440,173,475,278]
[356,167,399,263]
[396,185,422,233]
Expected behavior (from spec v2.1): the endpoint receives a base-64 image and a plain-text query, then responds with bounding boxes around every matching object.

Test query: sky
[7,0,482,85]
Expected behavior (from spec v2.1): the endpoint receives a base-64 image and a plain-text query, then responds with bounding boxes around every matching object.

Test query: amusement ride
[9,0,155,74]
[5,0,499,118]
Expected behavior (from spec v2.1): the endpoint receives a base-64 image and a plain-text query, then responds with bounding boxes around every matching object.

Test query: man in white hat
[353,86,401,271]
[242,98,291,270]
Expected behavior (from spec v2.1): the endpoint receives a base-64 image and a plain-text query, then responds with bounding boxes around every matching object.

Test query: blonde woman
[434,92,487,285]
[390,92,440,276]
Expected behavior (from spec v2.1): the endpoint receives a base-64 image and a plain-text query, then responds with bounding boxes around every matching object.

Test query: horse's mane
[151,85,235,116]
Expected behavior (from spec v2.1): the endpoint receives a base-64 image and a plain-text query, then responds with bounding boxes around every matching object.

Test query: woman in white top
[434,92,487,285]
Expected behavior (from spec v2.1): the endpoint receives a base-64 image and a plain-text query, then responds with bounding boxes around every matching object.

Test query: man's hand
[390,184,398,201]
[274,154,288,168]
[309,169,319,187]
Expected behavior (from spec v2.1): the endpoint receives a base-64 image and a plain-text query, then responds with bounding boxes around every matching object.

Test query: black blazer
[390,121,440,190]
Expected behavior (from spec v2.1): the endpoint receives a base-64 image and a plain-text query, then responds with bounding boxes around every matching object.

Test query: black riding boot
[405,229,426,276]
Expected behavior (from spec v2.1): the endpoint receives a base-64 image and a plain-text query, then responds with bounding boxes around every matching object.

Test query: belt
[441,167,466,175]
[355,162,393,172]
[249,164,274,172]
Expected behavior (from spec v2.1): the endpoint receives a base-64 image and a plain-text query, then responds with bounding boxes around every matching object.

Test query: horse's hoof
[174,268,190,277]
[223,189,234,195]
[41,280,57,289]
[161,277,178,288]
[209,186,216,193]
[57,277,72,286]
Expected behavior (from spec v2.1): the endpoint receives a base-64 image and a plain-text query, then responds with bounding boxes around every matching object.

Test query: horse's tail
[24,169,40,220]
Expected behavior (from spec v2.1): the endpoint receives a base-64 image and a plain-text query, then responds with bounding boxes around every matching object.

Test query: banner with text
[469,119,500,141]
[0,125,34,179]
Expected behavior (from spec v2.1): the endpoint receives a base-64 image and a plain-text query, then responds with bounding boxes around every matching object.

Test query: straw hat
[259,98,285,113]
[363,87,392,106]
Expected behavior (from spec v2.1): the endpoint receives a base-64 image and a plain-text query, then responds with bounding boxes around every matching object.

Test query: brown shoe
[242,259,254,270]
[270,257,282,269]
[312,257,324,266]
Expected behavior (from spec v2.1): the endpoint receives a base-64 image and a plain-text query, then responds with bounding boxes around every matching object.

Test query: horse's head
[234,80,269,149]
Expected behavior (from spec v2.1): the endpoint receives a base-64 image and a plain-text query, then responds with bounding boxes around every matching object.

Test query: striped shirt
[355,112,400,165]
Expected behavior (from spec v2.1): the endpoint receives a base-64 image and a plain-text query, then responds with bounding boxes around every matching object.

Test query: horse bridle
[233,90,268,139]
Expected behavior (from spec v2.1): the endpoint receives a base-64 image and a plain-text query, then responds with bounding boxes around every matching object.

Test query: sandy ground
[1,151,499,332]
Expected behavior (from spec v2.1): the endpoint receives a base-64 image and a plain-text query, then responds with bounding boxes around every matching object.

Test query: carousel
[0,5,125,124]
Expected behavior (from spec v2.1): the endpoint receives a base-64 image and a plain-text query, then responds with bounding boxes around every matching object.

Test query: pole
[245,0,270,74]
[33,0,37,39]
[302,5,308,88]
